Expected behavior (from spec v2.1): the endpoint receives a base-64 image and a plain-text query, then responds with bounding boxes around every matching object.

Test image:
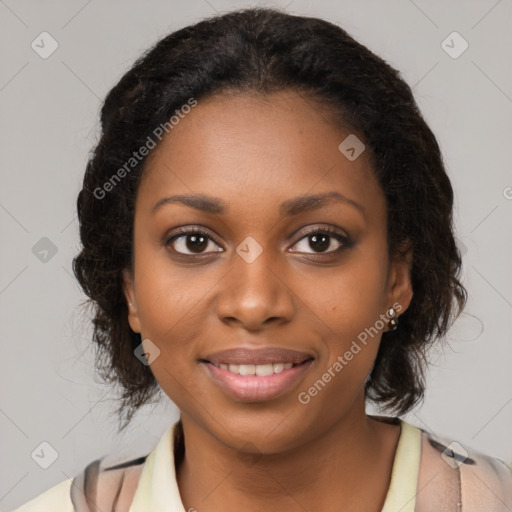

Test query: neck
[175,403,400,512]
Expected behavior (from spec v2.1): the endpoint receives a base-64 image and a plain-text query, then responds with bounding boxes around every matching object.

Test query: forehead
[138,90,384,220]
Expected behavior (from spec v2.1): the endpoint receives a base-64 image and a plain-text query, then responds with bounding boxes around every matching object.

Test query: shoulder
[11,422,181,512]
[412,423,512,511]
[11,478,74,512]
[11,453,147,512]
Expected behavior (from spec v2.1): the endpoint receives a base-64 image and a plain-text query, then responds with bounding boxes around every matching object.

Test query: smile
[211,362,295,376]
[199,346,315,401]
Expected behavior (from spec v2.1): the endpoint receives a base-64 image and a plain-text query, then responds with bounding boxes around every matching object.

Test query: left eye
[291,230,347,254]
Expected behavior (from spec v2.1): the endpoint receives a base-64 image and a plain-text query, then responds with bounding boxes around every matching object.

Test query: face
[123,90,413,454]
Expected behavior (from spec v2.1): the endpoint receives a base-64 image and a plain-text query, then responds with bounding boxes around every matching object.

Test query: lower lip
[202,360,314,402]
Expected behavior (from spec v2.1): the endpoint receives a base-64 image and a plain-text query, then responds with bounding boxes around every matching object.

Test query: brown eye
[167,229,223,255]
[290,227,350,255]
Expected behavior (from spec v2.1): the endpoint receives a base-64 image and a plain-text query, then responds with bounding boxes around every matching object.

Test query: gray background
[1,0,511,508]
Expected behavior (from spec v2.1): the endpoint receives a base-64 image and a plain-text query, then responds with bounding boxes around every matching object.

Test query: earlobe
[122,268,141,333]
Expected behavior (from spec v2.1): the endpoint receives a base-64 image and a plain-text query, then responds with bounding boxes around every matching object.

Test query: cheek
[303,248,388,335]
[300,247,388,376]
[131,253,206,381]
[133,241,209,335]
[134,279,202,410]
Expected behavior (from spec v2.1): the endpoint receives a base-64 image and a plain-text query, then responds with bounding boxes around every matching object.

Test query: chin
[206,407,319,454]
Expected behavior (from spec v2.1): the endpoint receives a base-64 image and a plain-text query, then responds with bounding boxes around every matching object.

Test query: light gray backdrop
[1,0,511,509]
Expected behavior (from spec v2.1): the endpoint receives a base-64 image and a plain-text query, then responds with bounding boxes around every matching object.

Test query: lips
[200,347,315,401]
[202,347,313,366]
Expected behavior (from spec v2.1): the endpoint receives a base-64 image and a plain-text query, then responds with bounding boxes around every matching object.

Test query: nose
[215,243,295,331]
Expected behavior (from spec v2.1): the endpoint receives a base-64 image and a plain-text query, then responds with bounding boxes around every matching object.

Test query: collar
[130,420,186,511]
[129,418,421,511]
[381,420,422,511]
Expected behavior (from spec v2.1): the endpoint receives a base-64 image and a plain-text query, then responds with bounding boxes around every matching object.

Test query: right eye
[166,228,224,256]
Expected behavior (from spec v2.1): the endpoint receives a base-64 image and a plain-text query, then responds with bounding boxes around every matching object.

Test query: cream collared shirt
[13,418,512,511]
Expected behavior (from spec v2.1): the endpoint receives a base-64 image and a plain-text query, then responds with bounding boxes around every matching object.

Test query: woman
[14,7,512,512]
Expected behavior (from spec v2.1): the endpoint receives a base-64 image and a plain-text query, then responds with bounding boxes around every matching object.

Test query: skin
[123,90,413,512]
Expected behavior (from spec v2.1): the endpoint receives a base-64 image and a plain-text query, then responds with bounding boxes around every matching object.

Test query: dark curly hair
[72,7,467,431]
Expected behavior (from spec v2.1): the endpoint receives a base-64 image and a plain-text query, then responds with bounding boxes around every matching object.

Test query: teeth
[220,362,294,375]
[239,364,255,376]
[256,364,274,376]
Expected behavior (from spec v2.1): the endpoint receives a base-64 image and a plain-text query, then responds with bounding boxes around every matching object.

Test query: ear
[386,243,414,316]
[122,268,141,333]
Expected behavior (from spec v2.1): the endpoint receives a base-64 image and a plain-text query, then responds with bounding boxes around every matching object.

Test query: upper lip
[202,347,314,366]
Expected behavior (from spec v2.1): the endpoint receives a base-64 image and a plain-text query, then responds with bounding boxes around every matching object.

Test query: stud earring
[387,306,398,331]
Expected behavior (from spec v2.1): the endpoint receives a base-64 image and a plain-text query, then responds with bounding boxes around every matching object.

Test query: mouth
[206,360,310,376]
[199,347,315,402]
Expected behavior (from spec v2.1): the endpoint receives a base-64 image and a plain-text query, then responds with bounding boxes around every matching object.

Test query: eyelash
[165,225,351,258]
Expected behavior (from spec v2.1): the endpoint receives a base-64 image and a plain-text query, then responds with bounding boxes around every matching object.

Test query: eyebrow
[151,191,365,218]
